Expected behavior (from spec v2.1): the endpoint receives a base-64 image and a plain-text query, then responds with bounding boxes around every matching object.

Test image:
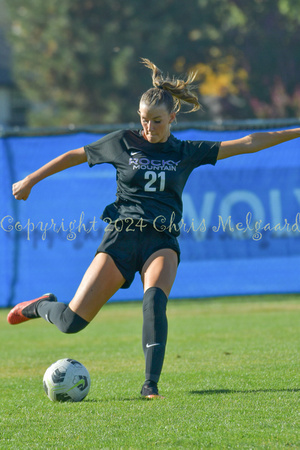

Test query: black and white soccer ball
[43,358,91,402]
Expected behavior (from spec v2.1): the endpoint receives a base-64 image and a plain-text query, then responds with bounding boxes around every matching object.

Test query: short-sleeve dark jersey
[84,129,219,236]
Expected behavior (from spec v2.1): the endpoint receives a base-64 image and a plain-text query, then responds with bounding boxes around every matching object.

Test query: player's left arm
[217,128,300,160]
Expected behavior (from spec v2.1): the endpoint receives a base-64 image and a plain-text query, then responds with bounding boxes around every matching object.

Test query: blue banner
[1,128,300,307]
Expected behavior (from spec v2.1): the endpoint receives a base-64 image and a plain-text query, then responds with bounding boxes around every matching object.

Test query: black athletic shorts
[96,220,181,289]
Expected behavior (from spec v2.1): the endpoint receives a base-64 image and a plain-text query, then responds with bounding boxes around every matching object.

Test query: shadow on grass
[190,388,300,395]
[83,389,300,402]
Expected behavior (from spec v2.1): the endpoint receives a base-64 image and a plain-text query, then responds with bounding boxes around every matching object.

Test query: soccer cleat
[141,381,164,399]
[7,293,57,325]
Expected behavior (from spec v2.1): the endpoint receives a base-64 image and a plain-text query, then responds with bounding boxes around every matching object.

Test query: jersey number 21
[144,171,166,192]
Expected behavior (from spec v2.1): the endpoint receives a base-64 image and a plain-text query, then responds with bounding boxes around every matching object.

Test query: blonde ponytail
[140,58,201,114]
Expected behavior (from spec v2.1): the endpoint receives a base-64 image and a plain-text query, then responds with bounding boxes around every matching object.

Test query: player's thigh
[141,248,178,297]
[69,252,125,322]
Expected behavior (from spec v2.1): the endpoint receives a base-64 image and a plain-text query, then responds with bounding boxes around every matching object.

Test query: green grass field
[1,294,299,449]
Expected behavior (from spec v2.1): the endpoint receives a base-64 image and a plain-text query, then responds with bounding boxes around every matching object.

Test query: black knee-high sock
[142,287,168,384]
[37,301,89,334]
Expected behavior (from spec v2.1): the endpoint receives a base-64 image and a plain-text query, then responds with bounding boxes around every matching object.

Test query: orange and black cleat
[7,293,57,325]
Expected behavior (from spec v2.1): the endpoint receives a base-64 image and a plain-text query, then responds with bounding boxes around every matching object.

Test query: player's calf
[37,302,89,334]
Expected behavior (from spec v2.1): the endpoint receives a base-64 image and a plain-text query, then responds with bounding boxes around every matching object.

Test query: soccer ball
[43,358,91,402]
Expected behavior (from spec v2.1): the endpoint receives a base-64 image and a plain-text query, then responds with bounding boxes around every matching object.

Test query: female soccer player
[7,58,300,398]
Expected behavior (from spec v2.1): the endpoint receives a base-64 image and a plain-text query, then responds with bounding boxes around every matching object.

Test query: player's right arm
[12,147,87,201]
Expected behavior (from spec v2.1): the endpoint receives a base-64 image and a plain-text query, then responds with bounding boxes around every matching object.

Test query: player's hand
[12,177,32,201]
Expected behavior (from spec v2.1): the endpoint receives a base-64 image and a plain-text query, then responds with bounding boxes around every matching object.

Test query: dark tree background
[4,0,300,126]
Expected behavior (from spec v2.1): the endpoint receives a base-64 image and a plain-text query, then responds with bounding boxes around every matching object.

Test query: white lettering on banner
[182,192,216,241]
[219,190,265,239]
[293,189,300,204]
[182,189,300,241]
[269,190,284,236]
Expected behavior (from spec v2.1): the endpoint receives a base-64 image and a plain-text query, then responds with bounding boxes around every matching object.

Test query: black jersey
[84,129,219,237]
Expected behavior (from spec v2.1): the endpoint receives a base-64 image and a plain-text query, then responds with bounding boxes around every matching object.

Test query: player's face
[139,103,176,144]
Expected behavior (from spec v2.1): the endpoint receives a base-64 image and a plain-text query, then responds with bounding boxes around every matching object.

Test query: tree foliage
[5,0,300,126]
